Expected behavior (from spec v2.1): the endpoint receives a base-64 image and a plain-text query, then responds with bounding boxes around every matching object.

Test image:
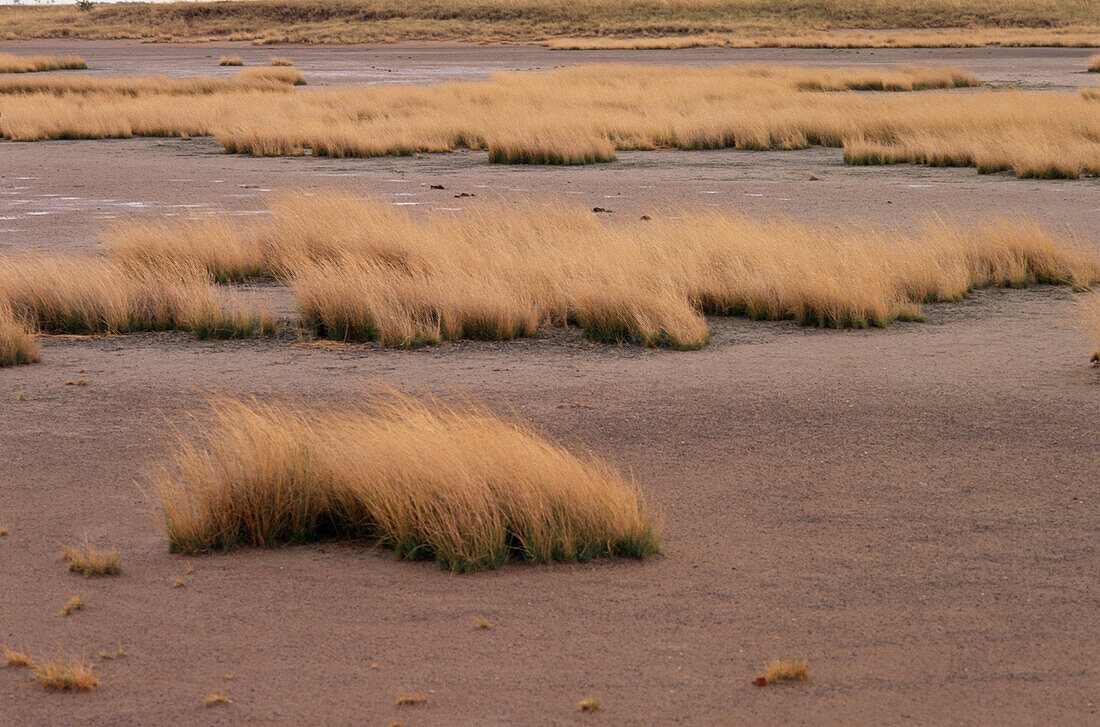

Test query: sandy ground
[1,44,1098,726]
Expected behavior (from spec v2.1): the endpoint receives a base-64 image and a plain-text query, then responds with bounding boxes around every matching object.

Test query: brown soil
[1,43,1098,726]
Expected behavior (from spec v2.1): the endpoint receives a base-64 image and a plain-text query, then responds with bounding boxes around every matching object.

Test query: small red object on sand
[752,677,768,688]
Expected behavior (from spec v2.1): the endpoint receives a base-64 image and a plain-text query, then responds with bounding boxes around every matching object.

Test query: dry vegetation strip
[104,193,1100,350]
[0,66,304,96]
[6,63,1098,178]
[154,395,660,572]
[0,0,1096,45]
[0,52,85,73]
[547,29,1100,49]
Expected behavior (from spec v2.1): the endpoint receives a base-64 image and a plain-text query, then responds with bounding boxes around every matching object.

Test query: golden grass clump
[269,56,294,66]
[219,56,243,66]
[0,0,1097,46]
[0,304,40,367]
[579,697,601,712]
[760,658,810,685]
[395,695,427,706]
[1089,53,1100,72]
[154,395,661,572]
[0,53,86,73]
[102,193,1100,350]
[3,647,33,668]
[0,254,275,340]
[1080,291,1100,364]
[63,544,121,577]
[204,693,232,706]
[60,596,85,616]
[3,62,1097,177]
[33,655,99,692]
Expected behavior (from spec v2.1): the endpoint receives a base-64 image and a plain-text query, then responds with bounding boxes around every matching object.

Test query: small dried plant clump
[3,647,33,668]
[754,658,810,687]
[204,693,232,707]
[219,56,243,67]
[0,304,39,367]
[63,544,121,577]
[34,654,99,692]
[1089,53,1100,72]
[269,57,294,66]
[579,697,601,712]
[395,695,427,706]
[154,394,661,572]
[0,53,87,74]
[60,596,85,616]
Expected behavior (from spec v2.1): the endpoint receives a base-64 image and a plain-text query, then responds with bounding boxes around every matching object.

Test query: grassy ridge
[104,193,1100,350]
[0,0,1097,44]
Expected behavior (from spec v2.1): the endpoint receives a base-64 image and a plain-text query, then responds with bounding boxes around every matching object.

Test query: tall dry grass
[0,0,1096,45]
[0,304,39,367]
[154,395,660,571]
[103,193,1100,350]
[0,254,273,339]
[0,66,303,96]
[1089,54,1100,72]
[0,52,86,73]
[2,64,1096,177]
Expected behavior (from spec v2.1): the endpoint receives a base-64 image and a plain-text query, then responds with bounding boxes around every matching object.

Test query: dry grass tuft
[219,57,243,67]
[102,193,1100,349]
[0,53,86,73]
[154,394,660,572]
[1089,53,1100,72]
[473,617,491,630]
[395,695,427,706]
[269,56,294,66]
[579,697,601,711]
[756,658,810,686]
[60,596,85,616]
[34,654,99,692]
[204,693,232,706]
[1079,291,1100,364]
[63,544,121,577]
[0,304,40,367]
[97,648,126,661]
[3,647,33,668]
